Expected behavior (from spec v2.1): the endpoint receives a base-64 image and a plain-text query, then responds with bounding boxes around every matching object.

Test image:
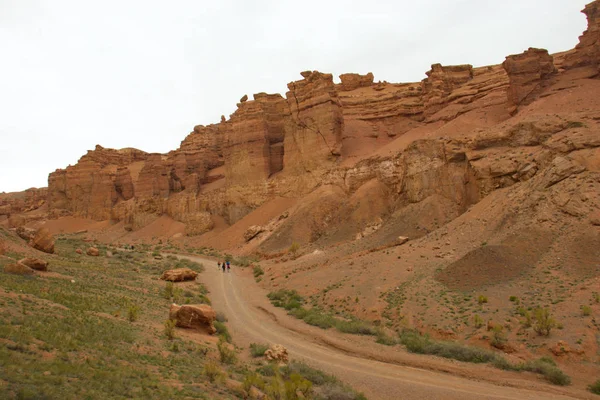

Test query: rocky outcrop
[30,227,54,254]
[264,344,289,363]
[86,247,99,256]
[244,225,265,242]
[224,93,289,186]
[19,258,48,271]
[0,188,47,216]
[285,71,344,171]
[564,0,600,70]
[16,226,35,241]
[169,304,217,334]
[160,268,198,282]
[422,64,474,117]
[338,72,374,91]
[3,262,35,275]
[502,48,556,112]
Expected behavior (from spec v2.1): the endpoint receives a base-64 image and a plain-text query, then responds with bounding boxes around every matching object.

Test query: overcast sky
[0,0,590,192]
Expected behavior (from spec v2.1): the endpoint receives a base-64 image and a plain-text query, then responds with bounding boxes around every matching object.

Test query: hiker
[226,261,230,273]
[217,261,221,270]
[221,262,226,273]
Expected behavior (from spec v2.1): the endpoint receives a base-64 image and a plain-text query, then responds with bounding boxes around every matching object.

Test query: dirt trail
[186,255,591,400]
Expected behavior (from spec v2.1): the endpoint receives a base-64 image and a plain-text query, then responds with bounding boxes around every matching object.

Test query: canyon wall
[37,1,599,237]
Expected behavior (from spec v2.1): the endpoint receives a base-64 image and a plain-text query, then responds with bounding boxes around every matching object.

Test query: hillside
[1,0,600,396]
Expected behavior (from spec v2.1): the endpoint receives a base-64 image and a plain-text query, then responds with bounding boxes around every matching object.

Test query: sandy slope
[185,255,593,400]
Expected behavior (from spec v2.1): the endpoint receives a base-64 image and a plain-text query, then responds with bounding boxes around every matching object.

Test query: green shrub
[581,305,592,316]
[303,310,335,329]
[334,319,376,335]
[127,304,140,322]
[589,379,600,394]
[214,320,232,343]
[375,330,397,346]
[398,329,497,363]
[533,308,555,336]
[243,372,265,394]
[253,265,264,279]
[217,340,237,364]
[164,319,176,340]
[203,360,224,383]
[250,342,269,357]
[522,358,571,386]
[593,292,600,304]
[289,242,300,257]
[477,295,488,304]
[473,314,484,328]
[490,327,507,350]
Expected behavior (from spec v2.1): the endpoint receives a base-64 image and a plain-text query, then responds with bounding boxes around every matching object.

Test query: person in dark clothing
[226,261,230,273]
[221,262,226,272]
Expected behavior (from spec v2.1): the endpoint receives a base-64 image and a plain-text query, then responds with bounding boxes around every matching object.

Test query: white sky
[0,0,590,192]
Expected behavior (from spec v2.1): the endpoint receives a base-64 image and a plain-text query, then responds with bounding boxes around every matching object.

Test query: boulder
[396,236,409,246]
[4,262,35,275]
[16,226,36,241]
[502,48,556,111]
[244,225,265,242]
[161,267,198,282]
[169,304,217,334]
[264,344,289,363]
[87,247,100,256]
[75,248,83,254]
[19,258,48,271]
[29,227,55,254]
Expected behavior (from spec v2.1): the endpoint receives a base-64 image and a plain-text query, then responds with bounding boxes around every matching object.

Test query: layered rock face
[422,64,474,117]
[564,0,600,70]
[502,48,556,112]
[39,3,595,236]
[0,188,47,216]
[284,71,344,171]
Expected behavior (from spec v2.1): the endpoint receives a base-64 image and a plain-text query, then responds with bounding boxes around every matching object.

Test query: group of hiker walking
[217,260,230,273]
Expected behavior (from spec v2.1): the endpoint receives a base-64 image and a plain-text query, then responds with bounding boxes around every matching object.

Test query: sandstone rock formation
[160,268,198,282]
[4,262,35,275]
[169,304,217,334]
[19,258,48,271]
[87,247,99,256]
[264,344,289,363]
[502,48,556,112]
[563,0,600,70]
[244,225,265,242]
[0,188,47,216]
[422,64,474,117]
[338,72,374,91]
[16,226,35,241]
[29,227,54,254]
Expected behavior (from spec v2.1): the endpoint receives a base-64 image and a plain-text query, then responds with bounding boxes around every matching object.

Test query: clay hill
[1,0,600,388]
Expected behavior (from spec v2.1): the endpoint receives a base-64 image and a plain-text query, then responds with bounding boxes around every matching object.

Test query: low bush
[127,304,140,322]
[589,379,600,394]
[214,320,232,343]
[522,358,571,386]
[203,360,224,383]
[398,329,496,363]
[217,340,237,364]
[253,265,264,280]
[533,308,555,336]
[249,342,269,357]
[164,319,176,340]
[581,305,592,316]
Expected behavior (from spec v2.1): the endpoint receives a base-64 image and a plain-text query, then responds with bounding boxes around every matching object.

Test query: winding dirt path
[186,255,591,400]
